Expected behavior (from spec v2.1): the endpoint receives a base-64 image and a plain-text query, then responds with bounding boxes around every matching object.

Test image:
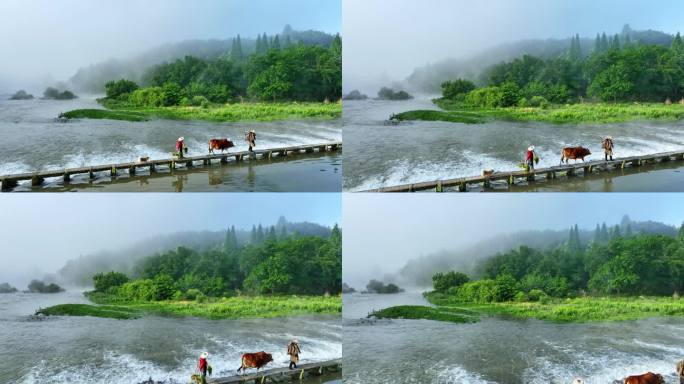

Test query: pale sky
[0,0,340,90]
[343,194,684,287]
[343,0,684,92]
[0,193,340,285]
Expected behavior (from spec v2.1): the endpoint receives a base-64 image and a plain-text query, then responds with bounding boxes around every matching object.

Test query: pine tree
[610,34,621,50]
[267,226,277,242]
[625,223,633,237]
[600,222,609,243]
[255,35,262,54]
[279,225,287,239]
[262,33,269,51]
[568,224,582,252]
[284,35,292,47]
[623,33,632,47]
[231,34,243,61]
[594,33,601,53]
[601,32,609,52]
[672,32,684,52]
[257,224,265,243]
[678,222,684,240]
[250,225,257,244]
[224,225,238,253]
[611,225,621,239]
[593,223,601,243]
[272,35,281,51]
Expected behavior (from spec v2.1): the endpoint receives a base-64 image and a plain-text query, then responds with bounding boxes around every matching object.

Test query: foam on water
[433,363,496,384]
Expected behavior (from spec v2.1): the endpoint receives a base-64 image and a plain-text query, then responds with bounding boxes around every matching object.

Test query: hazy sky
[0,0,340,90]
[343,0,684,92]
[0,193,340,286]
[343,194,684,287]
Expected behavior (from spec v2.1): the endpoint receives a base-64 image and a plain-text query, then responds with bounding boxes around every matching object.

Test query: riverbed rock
[9,90,34,100]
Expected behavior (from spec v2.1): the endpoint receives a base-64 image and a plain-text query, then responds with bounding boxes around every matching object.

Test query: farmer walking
[602,136,614,161]
[526,145,539,171]
[196,352,211,384]
[176,137,188,159]
[245,130,256,152]
[287,339,301,370]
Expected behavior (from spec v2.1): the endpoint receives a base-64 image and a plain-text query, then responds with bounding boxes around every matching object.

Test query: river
[343,291,684,384]
[0,97,341,191]
[342,98,684,191]
[0,291,341,384]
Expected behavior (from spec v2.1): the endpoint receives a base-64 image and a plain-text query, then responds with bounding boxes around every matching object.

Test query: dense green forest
[99,32,341,107]
[438,29,684,107]
[431,222,684,303]
[88,224,341,302]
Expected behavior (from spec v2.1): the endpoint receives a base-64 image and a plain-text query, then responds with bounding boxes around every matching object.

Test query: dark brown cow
[208,138,235,154]
[560,146,591,164]
[236,351,273,374]
[623,372,665,384]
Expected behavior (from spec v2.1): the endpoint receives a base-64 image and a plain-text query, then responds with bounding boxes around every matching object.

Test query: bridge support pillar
[483,178,490,189]
[1,179,18,191]
[545,171,554,180]
[220,156,228,164]
[567,168,576,177]
[63,173,71,183]
[129,166,136,175]
[149,164,156,173]
[632,159,641,167]
[31,174,44,186]
[203,158,209,166]
[111,166,117,177]
[185,161,193,168]
[435,181,443,192]
[458,182,467,192]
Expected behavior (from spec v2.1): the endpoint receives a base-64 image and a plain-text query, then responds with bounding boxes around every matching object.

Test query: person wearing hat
[196,352,211,384]
[176,137,187,159]
[245,130,256,152]
[525,145,538,171]
[602,136,614,161]
[287,339,301,370]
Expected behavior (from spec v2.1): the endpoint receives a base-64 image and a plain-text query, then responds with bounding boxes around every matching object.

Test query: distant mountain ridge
[69,25,338,93]
[395,216,679,287]
[406,25,675,93]
[58,217,334,286]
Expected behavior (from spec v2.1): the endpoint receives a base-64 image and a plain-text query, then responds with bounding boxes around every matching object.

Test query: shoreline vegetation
[61,101,341,123]
[393,28,684,124]
[36,294,341,320]
[60,30,341,123]
[394,99,684,125]
[370,224,684,323]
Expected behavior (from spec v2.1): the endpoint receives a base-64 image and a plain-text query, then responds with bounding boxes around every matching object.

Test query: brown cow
[623,372,664,384]
[236,351,273,374]
[208,138,235,154]
[560,146,591,164]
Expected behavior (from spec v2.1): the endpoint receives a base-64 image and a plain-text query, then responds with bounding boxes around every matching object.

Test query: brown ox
[623,372,665,384]
[560,146,591,164]
[208,138,235,154]
[236,351,273,374]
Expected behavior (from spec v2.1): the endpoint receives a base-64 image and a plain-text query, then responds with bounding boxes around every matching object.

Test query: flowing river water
[0,291,341,384]
[342,98,684,191]
[343,291,684,384]
[0,97,341,191]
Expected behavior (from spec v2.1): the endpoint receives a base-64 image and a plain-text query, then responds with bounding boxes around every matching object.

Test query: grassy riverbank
[62,101,341,123]
[370,305,478,323]
[393,99,684,125]
[36,295,341,320]
[372,294,684,324]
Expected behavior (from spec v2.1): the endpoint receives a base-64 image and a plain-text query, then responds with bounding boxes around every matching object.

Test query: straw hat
[528,145,535,151]
[178,137,184,141]
[200,352,208,359]
[606,136,613,140]
[292,339,299,344]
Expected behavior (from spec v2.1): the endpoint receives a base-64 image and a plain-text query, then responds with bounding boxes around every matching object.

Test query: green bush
[514,291,528,302]
[529,95,550,108]
[93,271,129,293]
[184,288,203,300]
[128,87,165,107]
[105,79,139,100]
[432,271,470,292]
[441,79,476,100]
[528,289,547,302]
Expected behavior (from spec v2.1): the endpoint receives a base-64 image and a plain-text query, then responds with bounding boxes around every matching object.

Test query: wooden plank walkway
[208,359,341,384]
[0,142,341,191]
[364,150,684,192]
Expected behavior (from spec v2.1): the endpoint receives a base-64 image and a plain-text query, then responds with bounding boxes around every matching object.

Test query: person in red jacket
[197,352,210,384]
[526,145,537,171]
[176,137,187,159]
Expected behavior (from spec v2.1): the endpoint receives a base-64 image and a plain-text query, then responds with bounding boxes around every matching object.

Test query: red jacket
[526,150,534,161]
[176,140,184,151]
[198,357,207,372]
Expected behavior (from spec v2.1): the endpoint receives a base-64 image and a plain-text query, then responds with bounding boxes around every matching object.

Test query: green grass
[369,305,479,323]
[62,101,341,123]
[39,295,342,320]
[393,99,684,125]
[60,109,149,122]
[35,304,142,320]
[424,291,684,323]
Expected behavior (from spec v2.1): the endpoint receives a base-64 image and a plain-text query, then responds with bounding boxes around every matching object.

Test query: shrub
[128,87,165,107]
[529,95,550,108]
[514,291,528,302]
[105,79,139,100]
[184,288,203,300]
[432,271,470,292]
[441,79,476,100]
[528,289,547,302]
[93,271,129,293]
